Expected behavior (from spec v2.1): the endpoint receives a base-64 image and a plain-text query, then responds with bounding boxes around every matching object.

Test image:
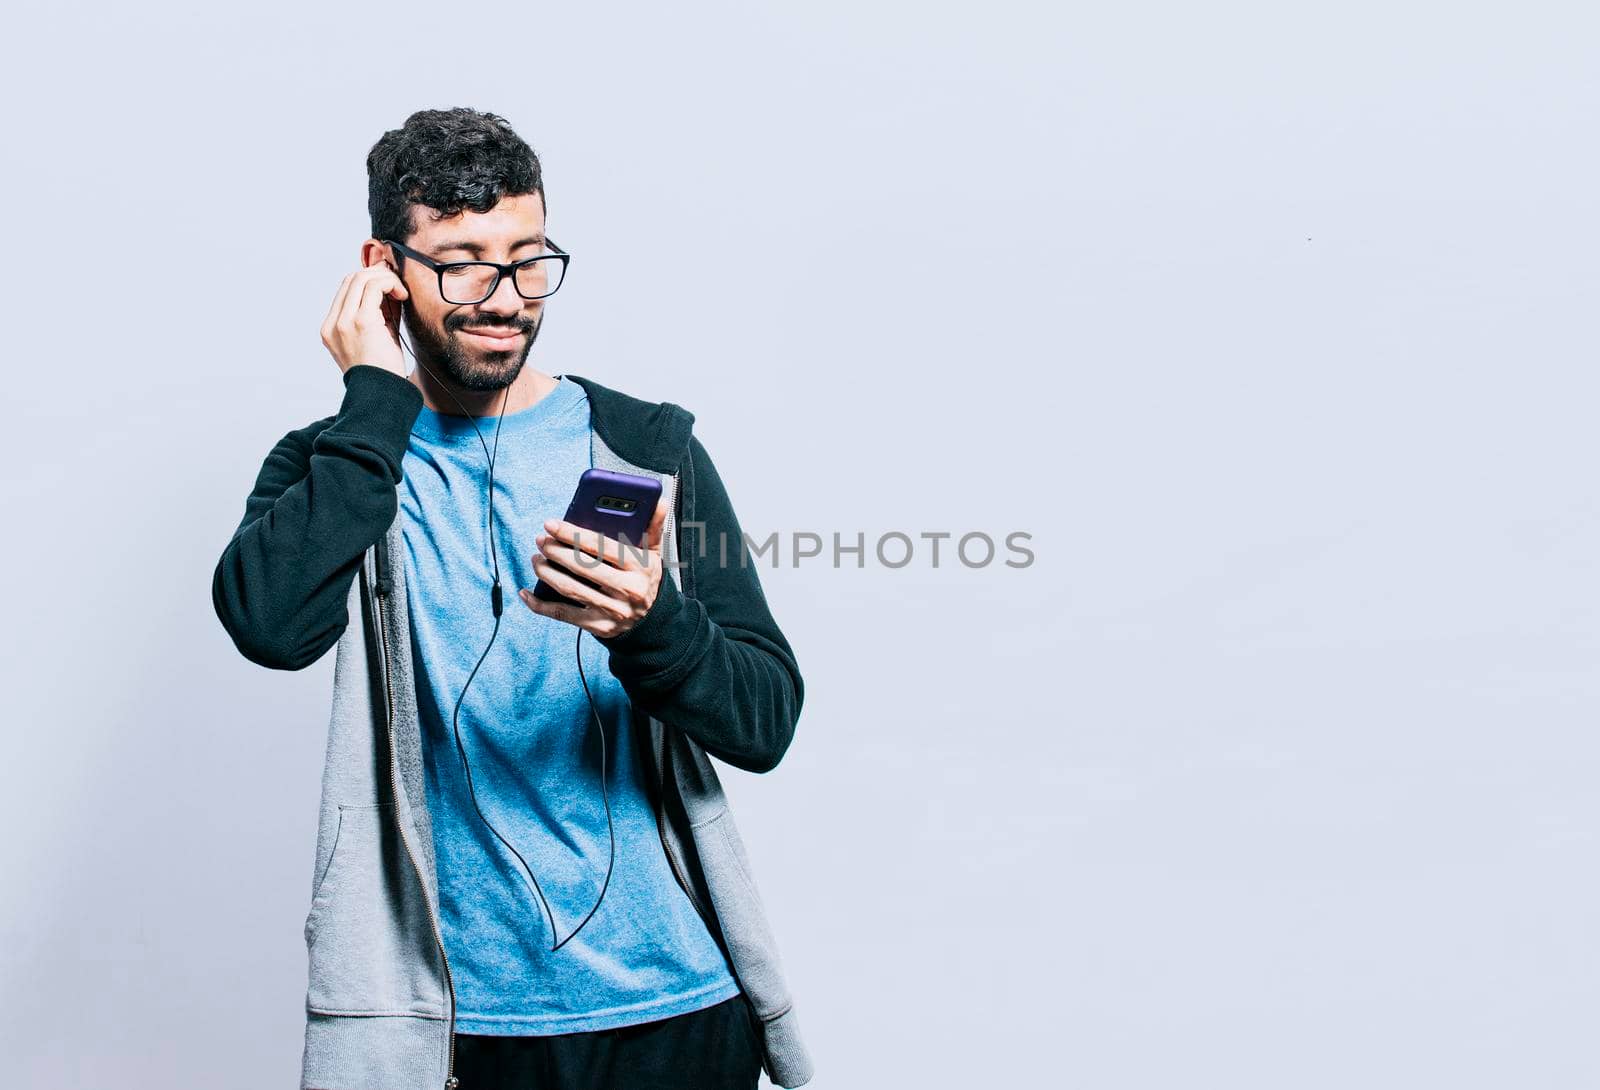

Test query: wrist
[598,570,695,672]
[329,365,425,465]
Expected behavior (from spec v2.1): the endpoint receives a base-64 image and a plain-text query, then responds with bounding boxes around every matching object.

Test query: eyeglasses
[384,237,570,305]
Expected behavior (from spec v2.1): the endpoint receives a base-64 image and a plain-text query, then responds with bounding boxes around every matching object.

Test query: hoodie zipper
[650,469,714,928]
[373,565,459,1090]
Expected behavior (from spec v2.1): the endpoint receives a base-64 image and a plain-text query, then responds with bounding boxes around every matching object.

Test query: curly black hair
[366,107,545,245]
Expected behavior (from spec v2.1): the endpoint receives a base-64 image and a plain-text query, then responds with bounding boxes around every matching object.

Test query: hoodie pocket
[302,802,446,1017]
[694,809,794,1024]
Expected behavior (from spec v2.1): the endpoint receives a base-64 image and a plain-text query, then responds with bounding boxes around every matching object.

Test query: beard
[403,308,543,392]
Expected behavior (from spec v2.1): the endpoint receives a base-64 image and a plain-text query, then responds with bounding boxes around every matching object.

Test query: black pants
[450,993,764,1090]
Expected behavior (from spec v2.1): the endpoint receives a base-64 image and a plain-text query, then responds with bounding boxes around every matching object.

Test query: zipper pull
[445,1078,459,1089]
[374,544,392,599]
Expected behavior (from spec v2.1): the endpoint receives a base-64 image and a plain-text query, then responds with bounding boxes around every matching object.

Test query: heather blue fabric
[397,375,739,1035]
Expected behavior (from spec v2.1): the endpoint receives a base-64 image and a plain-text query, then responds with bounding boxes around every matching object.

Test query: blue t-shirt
[398,375,739,1035]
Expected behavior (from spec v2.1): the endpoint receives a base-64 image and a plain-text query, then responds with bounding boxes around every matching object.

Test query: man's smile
[459,326,525,349]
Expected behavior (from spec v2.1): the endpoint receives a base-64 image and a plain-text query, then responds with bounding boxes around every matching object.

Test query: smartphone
[532,468,663,607]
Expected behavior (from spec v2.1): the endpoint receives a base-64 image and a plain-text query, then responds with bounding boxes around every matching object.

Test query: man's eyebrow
[430,235,545,257]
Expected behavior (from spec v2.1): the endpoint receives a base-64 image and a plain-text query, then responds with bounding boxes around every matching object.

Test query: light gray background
[2,1,1595,1087]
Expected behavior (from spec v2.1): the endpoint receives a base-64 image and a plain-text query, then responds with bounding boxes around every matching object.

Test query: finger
[535,540,630,593]
[519,588,634,640]
[374,261,409,330]
[530,556,630,620]
[358,271,408,336]
[643,499,667,553]
[374,261,409,302]
[518,589,595,628]
[340,266,399,333]
[538,528,645,576]
[542,518,610,560]
[537,542,653,614]
[542,518,652,572]
[381,291,403,334]
[321,272,357,345]
[336,269,372,335]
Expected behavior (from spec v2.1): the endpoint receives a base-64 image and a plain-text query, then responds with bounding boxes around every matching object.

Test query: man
[211,107,813,1090]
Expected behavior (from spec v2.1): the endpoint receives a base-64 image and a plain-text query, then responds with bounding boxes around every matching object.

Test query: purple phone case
[532,468,663,607]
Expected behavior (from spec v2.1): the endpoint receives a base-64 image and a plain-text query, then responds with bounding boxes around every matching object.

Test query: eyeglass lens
[439,253,565,304]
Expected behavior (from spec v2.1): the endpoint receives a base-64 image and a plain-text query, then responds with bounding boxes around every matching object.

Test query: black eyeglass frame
[383,237,571,304]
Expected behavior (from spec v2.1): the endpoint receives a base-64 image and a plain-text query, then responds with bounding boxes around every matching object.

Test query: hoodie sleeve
[211,365,425,670]
[596,434,804,773]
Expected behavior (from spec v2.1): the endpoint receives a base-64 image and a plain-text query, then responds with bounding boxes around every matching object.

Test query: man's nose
[476,271,525,316]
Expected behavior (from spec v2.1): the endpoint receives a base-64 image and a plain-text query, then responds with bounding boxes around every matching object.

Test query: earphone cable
[394,306,616,952]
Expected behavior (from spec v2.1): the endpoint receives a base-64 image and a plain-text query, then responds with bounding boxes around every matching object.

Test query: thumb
[644,495,668,552]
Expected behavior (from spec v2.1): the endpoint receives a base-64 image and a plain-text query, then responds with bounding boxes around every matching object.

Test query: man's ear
[362,238,392,269]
